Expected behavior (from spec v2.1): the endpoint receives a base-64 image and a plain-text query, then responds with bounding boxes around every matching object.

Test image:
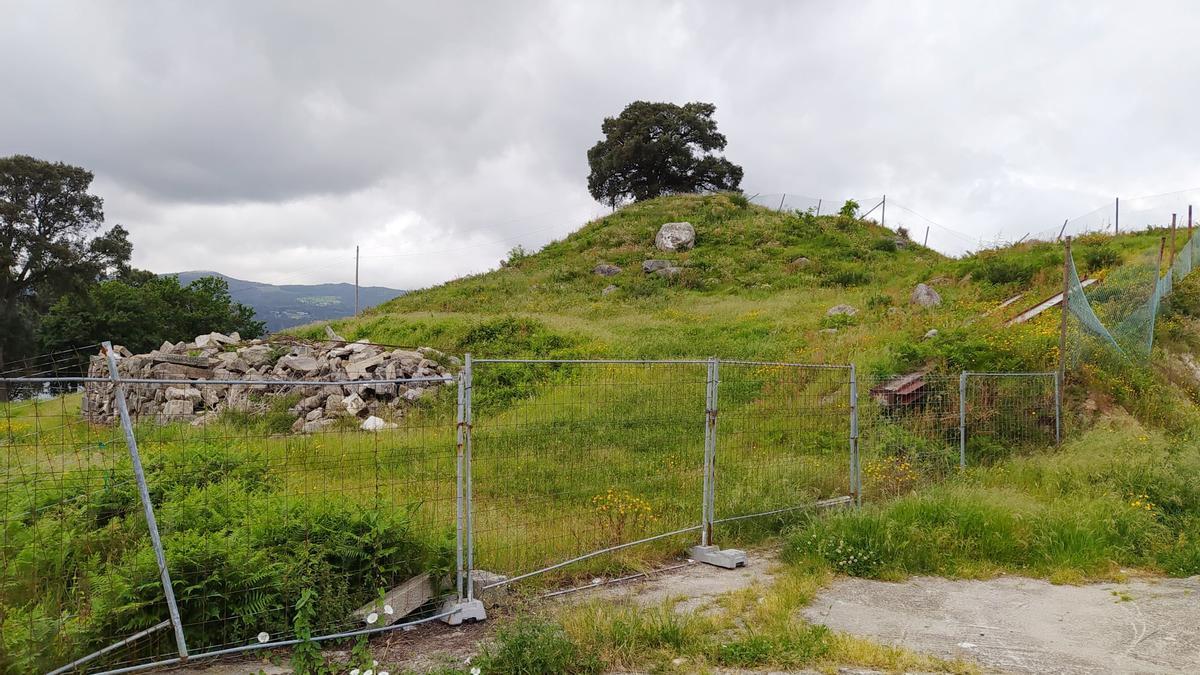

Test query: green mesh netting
[1066,233,1196,365]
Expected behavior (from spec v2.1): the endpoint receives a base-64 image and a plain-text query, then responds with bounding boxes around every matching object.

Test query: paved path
[803,575,1200,674]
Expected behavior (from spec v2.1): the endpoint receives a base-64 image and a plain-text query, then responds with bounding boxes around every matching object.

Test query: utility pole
[354,245,360,317]
[1115,197,1119,234]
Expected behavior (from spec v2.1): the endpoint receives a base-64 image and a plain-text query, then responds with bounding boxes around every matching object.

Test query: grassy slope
[305,193,1174,377]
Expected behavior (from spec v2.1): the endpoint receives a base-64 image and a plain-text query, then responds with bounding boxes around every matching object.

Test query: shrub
[1080,244,1122,274]
[839,199,859,218]
[870,238,898,253]
[819,264,869,287]
[477,619,601,675]
[866,292,893,309]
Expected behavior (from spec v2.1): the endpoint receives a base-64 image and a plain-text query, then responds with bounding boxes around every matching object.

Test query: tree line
[1,155,264,377]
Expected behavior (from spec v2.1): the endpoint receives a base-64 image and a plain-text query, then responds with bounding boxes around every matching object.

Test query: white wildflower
[384,604,395,615]
[350,670,360,675]
[366,612,379,625]
[256,632,270,643]
[470,668,482,675]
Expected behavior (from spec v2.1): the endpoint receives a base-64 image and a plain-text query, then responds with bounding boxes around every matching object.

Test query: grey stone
[792,257,812,267]
[602,284,618,296]
[642,259,671,273]
[279,355,320,373]
[361,415,388,431]
[911,283,942,307]
[165,386,202,402]
[301,419,336,434]
[159,399,194,419]
[924,329,939,340]
[239,345,274,368]
[325,325,346,342]
[325,394,346,415]
[593,263,622,277]
[653,266,683,278]
[343,392,367,416]
[403,388,424,402]
[826,304,859,317]
[654,221,696,251]
[305,408,325,422]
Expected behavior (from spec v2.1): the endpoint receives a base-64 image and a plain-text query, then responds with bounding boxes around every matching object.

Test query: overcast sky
[5,1,1200,289]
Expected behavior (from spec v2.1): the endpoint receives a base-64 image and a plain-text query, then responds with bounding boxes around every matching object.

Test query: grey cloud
[4,0,1200,287]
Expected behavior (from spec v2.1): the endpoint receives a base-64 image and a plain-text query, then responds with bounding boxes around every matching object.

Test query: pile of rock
[82,332,459,432]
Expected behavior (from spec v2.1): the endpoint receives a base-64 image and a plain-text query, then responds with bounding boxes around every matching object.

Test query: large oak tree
[586,101,743,208]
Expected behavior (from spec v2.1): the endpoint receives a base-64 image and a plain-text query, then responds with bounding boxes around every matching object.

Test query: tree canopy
[586,101,743,208]
[0,155,131,370]
[38,272,265,356]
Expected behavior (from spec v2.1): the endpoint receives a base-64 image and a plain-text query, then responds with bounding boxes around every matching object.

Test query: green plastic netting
[1066,232,1197,365]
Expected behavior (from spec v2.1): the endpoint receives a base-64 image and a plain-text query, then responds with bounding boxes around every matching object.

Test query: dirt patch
[804,574,1200,674]
[561,548,778,613]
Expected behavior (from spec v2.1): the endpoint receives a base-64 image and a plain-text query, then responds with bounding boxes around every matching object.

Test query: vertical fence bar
[102,342,189,660]
[849,364,860,506]
[454,375,466,601]
[1054,369,1062,446]
[463,354,475,602]
[700,357,718,546]
[958,371,968,470]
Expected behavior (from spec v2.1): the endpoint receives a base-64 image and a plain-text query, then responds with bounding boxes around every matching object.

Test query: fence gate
[466,359,709,589]
[962,372,1059,466]
[710,361,854,540]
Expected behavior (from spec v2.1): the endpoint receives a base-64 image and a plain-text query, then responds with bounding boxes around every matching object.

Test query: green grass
[5,194,1200,672]
[787,416,1200,583]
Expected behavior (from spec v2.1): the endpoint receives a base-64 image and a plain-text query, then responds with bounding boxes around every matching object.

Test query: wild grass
[787,416,1200,583]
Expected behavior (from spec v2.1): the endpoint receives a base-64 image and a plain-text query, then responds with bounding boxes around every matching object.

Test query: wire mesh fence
[2,350,1066,673]
[962,372,1058,465]
[711,362,853,538]
[1,364,460,673]
[467,359,709,587]
[858,373,962,498]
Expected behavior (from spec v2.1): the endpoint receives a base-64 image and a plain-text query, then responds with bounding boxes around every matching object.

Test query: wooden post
[1158,236,1167,276]
[1057,235,1071,439]
[355,245,360,316]
[1115,197,1119,234]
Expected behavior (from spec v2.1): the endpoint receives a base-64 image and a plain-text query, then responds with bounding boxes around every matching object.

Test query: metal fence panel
[963,372,1058,465]
[3,370,459,674]
[711,362,853,536]
[467,360,708,587]
[858,373,961,498]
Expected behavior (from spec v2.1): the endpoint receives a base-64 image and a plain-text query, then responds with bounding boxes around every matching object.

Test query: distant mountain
[173,271,405,332]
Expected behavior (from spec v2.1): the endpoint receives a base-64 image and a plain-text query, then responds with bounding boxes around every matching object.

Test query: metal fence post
[464,353,475,602]
[1054,370,1063,446]
[102,342,189,660]
[454,375,466,601]
[849,364,860,507]
[700,357,718,547]
[959,371,968,470]
[689,358,745,569]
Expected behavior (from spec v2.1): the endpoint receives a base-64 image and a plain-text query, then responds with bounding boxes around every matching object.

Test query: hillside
[175,270,405,332]
[300,194,1181,386]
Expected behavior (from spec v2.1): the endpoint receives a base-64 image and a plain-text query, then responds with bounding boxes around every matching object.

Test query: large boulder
[911,283,942,308]
[655,222,696,251]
